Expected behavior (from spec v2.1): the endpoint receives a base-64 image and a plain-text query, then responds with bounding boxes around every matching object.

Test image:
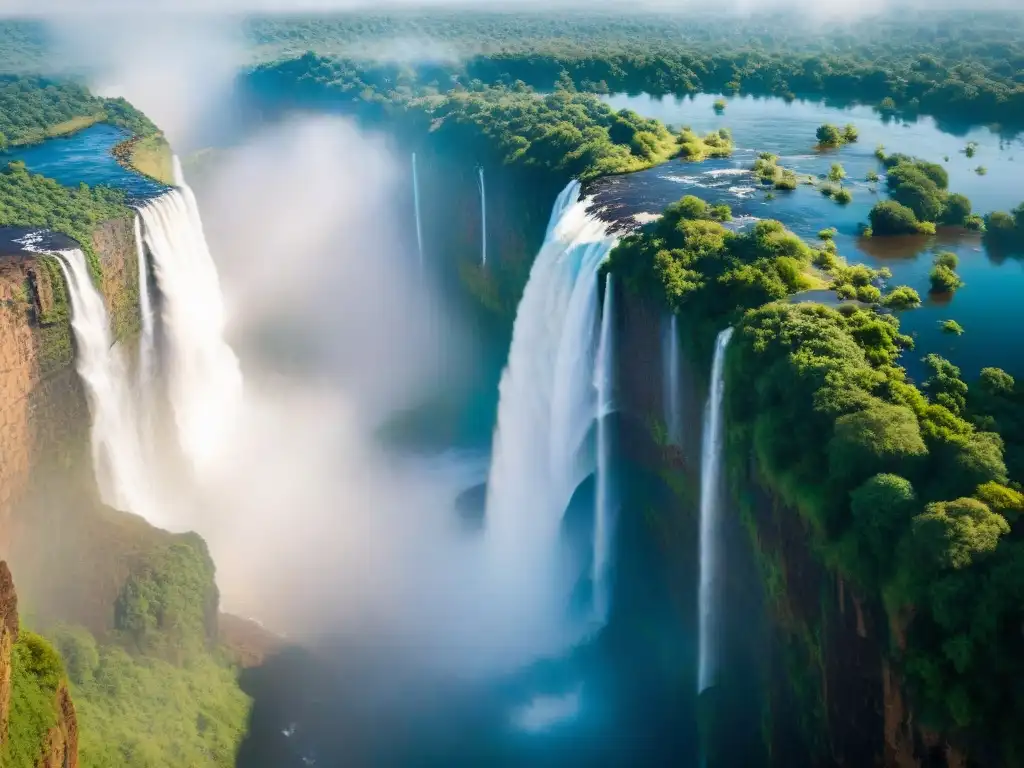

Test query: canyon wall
[613,286,964,767]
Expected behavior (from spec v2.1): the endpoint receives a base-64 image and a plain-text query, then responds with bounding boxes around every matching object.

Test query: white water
[592,273,615,622]
[698,326,734,694]
[412,152,425,269]
[477,166,487,267]
[139,158,242,473]
[55,249,151,516]
[485,180,616,634]
[662,314,682,446]
[134,214,156,398]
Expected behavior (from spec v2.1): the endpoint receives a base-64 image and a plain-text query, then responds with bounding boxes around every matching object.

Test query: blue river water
[2,122,167,199]
[596,92,1024,380]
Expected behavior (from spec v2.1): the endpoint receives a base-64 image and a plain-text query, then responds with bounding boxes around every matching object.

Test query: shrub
[882,286,922,309]
[869,200,923,235]
[934,251,959,269]
[930,265,964,293]
[842,124,859,143]
[941,319,965,335]
[856,284,881,303]
[818,228,837,240]
[835,188,853,205]
[713,98,727,112]
[816,123,843,146]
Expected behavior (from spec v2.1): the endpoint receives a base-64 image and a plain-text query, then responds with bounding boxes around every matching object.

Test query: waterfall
[477,166,487,267]
[698,326,734,694]
[139,159,242,472]
[592,273,615,621]
[134,214,155,394]
[485,180,617,630]
[412,152,424,269]
[55,249,150,516]
[662,314,682,446]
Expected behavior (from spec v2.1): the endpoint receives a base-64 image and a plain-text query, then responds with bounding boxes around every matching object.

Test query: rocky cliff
[613,285,964,767]
[0,560,79,768]
[0,217,140,554]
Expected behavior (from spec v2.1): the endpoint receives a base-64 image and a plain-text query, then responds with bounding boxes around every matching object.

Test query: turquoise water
[600,93,1024,380]
[2,122,167,198]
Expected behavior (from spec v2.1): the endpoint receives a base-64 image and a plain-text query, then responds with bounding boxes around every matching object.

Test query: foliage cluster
[0,75,159,148]
[869,154,982,235]
[815,123,858,147]
[727,305,1024,755]
[983,203,1024,250]
[2,631,66,768]
[753,153,800,190]
[0,160,130,279]
[248,54,685,181]
[929,251,964,294]
[610,189,1024,755]
[676,127,734,162]
[50,625,250,768]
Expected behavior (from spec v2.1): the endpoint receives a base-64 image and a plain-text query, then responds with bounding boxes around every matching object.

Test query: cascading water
[592,273,615,622]
[134,214,155,396]
[477,166,487,267]
[55,249,150,516]
[662,313,682,446]
[412,152,425,269]
[698,326,734,694]
[139,159,242,472]
[485,180,617,633]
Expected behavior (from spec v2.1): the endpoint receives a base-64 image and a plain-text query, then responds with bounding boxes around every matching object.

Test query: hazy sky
[1,0,1019,15]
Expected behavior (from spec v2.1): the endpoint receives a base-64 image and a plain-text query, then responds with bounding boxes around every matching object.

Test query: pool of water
[2,122,167,199]
[595,93,1024,380]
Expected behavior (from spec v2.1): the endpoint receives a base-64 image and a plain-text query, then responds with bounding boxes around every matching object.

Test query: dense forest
[4,10,1024,130]
[0,74,159,149]
[606,194,1024,764]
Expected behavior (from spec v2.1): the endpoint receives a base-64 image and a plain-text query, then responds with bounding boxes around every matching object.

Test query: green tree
[869,200,923,235]
[851,473,917,569]
[816,123,843,146]
[930,264,963,293]
[909,498,1007,571]
[829,162,847,185]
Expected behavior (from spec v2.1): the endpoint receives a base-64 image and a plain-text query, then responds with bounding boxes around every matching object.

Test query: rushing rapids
[412,152,425,269]
[138,158,242,473]
[485,180,617,632]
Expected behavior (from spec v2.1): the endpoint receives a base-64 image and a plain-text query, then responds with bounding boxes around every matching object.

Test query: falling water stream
[478,166,487,267]
[138,158,242,473]
[698,327,734,694]
[412,152,425,269]
[55,249,151,517]
[592,273,615,622]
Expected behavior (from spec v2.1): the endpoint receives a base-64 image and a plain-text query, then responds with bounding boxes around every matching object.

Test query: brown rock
[0,560,18,740]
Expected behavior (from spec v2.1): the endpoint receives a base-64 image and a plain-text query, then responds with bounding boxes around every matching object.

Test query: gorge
[1,7,1024,768]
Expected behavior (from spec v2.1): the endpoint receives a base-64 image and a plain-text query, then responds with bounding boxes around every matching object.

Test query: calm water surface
[2,122,167,198]
[598,93,1024,380]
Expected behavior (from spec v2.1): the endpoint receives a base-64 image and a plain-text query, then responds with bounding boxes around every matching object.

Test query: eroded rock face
[0,560,18,739]
[38,684,79,768]
[0,218,139,557]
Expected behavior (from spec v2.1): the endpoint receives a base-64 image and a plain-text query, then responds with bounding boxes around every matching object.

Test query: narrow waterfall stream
[698,327,734,694]
[55,248,151,517]
[592,272,615,622]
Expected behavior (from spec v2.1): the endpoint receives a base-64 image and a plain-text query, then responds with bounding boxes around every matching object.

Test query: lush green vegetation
[984,203,1024,250]
[677,127,733,162]
[867,154,981,235]
[816,123,858,147]
[49,537,250,768]
[52,628,250,768]
[248,54,695,182]
[2,631,67,767]
[942,319,965,335]
[753,153,800,191]
[929,252,964,294]
[0,160,131,278]
[610,187,1024,762]
[0,76,158,148]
